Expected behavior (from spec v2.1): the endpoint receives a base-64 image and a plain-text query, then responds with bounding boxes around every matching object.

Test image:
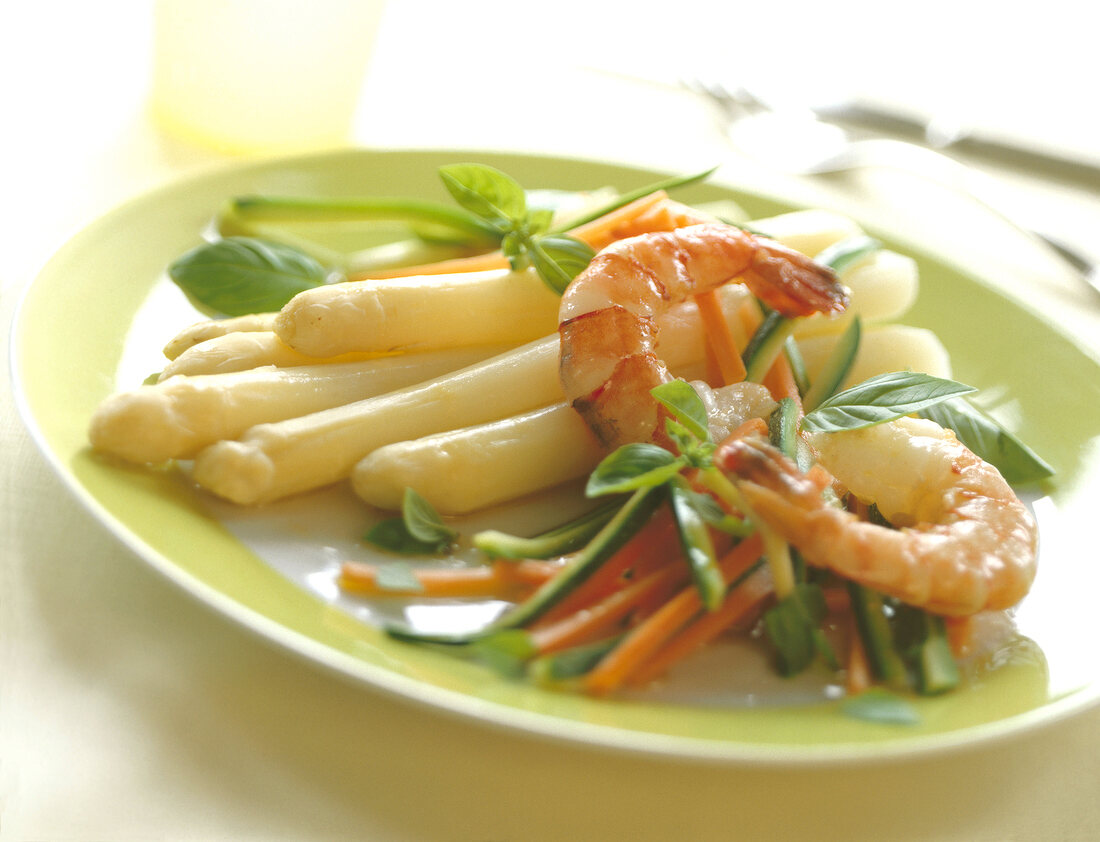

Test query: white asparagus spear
[274,266,561,358]
[189,290,749,505]
[353,381,777,516]
[352,403,605,514]
[190,336,563,504]
[89,345,509,463]
[162,312,278,360]
[158,330,383,380]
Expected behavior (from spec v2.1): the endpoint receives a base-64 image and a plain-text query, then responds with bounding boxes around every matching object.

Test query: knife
[728,86,1100,193]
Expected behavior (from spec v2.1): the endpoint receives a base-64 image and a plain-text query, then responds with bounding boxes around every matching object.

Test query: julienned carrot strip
[695,289,747,385]
[626,565,774,687]
[583,533,765,695]
[531,509,679,629]
[339,559,559,598]
[358,251,508,279]
[351,191,672,280]
[762,349,803,406]
[565,190,671,250]
[845,612,873,695]
[528,563,691,655]
[716,417,769,450]
[507,559,570,587]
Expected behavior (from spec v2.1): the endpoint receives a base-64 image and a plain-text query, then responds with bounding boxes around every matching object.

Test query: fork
[689,79,1100,297]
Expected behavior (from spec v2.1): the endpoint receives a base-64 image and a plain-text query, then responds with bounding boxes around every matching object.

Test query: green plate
[12,149,1100,764]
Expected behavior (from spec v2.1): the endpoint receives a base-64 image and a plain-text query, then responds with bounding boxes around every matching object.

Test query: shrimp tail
[741,241,850,318]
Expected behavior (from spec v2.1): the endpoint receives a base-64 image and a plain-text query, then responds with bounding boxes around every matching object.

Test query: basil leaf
[763,583,835,676]
[438,163,527,228]
[801,371,977,433]
[918,397,1055,485]
[527,234,596,294]
[402,487,458,548]
[526,207,555,236]
[652,380,711,442]
[586,443,684,496]
[840,688,921,725]
[168,236,327,317]
[364,517,442,556]
[364,489,457,555]
[372,561,425,593]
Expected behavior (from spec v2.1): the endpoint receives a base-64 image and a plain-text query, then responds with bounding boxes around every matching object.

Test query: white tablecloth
[4,3,1100,839]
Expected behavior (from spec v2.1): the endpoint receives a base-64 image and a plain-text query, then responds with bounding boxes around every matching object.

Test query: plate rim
[11,146,1100,766]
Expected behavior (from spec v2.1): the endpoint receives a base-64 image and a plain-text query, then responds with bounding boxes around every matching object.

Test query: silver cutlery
[689,79,1100,297]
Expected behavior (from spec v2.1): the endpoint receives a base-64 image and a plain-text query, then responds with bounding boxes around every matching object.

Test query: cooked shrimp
[717,416,1038,616]
[558,222,849,449]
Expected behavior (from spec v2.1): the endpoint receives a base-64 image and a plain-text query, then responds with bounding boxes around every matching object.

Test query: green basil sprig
[439,163,595,294]
[364,488,457,555]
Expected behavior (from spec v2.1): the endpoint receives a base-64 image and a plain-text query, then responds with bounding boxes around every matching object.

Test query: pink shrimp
[557,222,849,450]
[717,417,1038,616]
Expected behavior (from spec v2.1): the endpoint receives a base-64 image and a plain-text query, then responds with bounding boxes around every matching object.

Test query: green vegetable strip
[386,484,665,645]
[472,500,622,559]
[668,476,725,611]
[549,166,718,233]
[783,336,810,396]
[847,582,908,687]
[219,195,501,244]
[814,235,882,274]
[909,612,960,695]
[529,636,624,684]
[801,316,862,412]
[742,310,800,383]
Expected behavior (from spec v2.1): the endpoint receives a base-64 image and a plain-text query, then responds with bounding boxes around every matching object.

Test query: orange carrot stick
[695,289,747,385]
[565,190,671,250]
[845,612,873,695]
[716,417,769,450]
[583,533,765,695]
[339,559,559,598]
[626,565,774,687]
[762,349,803,406]
[531,509,679,628]
[529,563,691,655]
[351,191,673,281]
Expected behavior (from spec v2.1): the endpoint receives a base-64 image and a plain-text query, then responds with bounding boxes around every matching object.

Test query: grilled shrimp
[557,223,849,450]
[718,416,1038,616]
